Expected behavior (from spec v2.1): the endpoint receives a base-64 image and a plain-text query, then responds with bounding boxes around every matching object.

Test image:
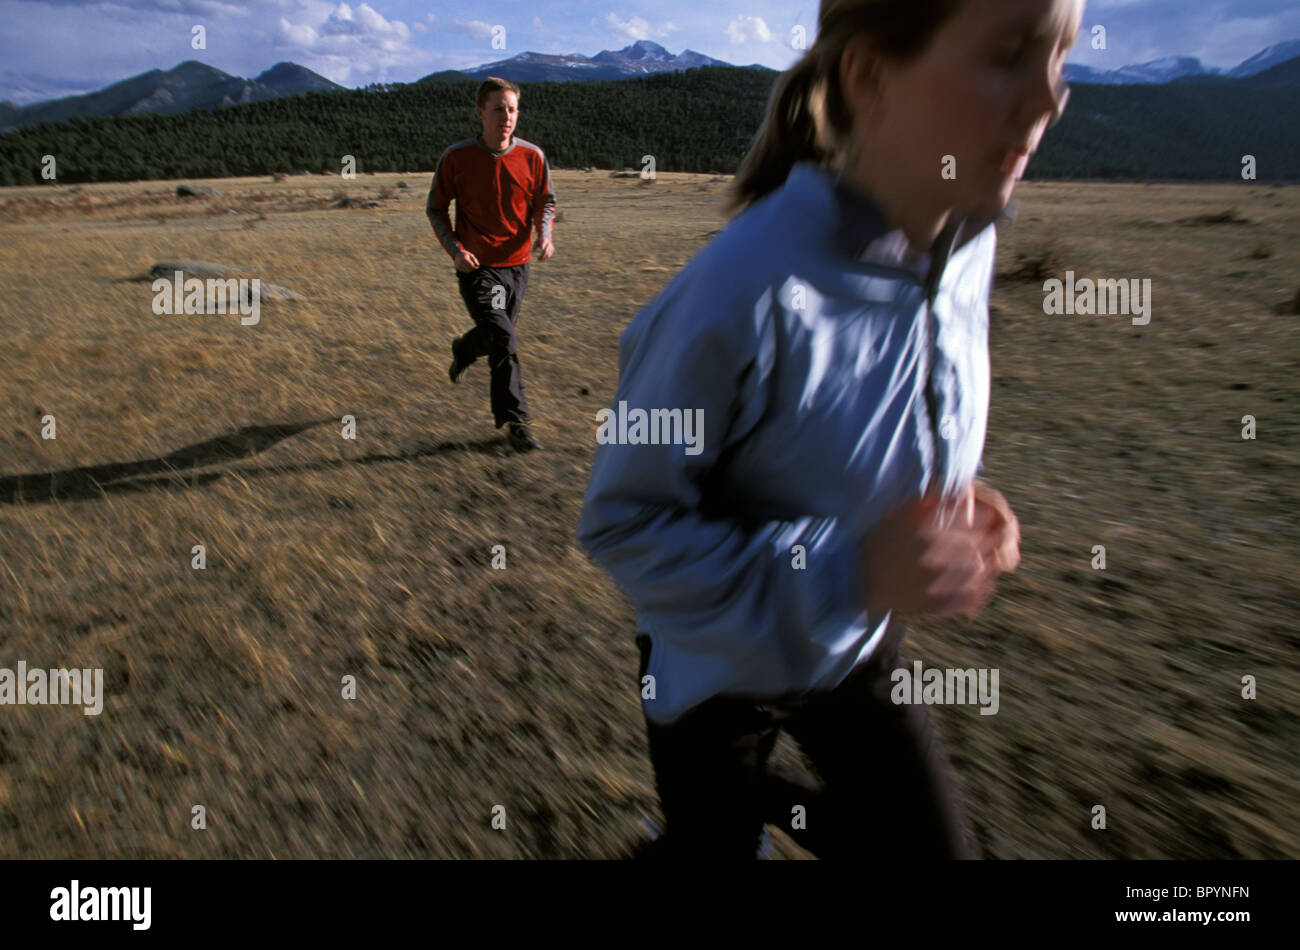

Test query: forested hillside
[0,63,1296,185]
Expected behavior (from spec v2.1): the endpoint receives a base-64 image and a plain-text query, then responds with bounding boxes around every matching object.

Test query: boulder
[148,260,303,300]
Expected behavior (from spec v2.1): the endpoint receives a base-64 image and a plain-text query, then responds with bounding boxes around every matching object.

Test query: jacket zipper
[920,219,961,487]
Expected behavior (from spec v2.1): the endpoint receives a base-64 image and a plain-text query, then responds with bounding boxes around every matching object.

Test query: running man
[427,77,556,452]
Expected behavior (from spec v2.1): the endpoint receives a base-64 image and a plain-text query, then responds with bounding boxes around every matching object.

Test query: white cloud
[449,19,496,41]
[11,0,250,15]
[725,15,775,45]
[316,3,409,45]
[273,1,422,83]
[276,16,318,46]
[603,12,681,42]
[605,13,651,41]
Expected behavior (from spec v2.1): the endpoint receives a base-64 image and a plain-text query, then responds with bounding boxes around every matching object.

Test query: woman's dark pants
[635,619,977,860]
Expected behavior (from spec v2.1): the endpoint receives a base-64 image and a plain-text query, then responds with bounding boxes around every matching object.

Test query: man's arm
[533,151,556,243]
[426,150,463,260]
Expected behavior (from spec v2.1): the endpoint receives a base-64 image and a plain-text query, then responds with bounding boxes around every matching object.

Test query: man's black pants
[635,619,977,859]
[454,262,530,428]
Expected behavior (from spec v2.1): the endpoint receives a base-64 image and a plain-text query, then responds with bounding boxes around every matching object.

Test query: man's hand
[454,249,480,273]
[533,234,554,261]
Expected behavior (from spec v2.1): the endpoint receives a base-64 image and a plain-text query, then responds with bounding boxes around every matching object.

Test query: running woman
[578,0,1079,859]
[428,77,556,452]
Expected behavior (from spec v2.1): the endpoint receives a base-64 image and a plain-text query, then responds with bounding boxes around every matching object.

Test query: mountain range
[2,38,1299,134]
[418,39,740,84]
[1063,39,1300,84]
[0,60,342,132]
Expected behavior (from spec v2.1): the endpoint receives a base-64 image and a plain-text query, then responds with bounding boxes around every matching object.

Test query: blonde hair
[476,76,521,110]
[726,0,963,215]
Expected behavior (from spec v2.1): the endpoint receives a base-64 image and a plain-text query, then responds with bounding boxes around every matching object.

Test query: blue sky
[2,0,1299,104]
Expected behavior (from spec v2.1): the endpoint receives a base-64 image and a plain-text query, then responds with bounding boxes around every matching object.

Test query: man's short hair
[477,77,521,109]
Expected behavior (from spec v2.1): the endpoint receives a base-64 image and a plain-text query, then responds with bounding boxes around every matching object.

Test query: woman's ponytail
[724,49,834,217]
[724,0,965,217]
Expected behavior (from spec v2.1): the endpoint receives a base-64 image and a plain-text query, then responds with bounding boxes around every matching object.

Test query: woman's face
[856,0,1082,221]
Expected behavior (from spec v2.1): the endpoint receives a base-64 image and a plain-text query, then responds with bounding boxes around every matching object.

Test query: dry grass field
[0,168,1296,859]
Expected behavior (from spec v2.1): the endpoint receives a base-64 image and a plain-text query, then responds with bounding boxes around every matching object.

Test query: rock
[176,184,220,197]
[253,282,303,301]
[396,181,410,189]
[1177,209,1252,226]
[150,260,241,278]
[330,198,379,209]
[147,260,303,300]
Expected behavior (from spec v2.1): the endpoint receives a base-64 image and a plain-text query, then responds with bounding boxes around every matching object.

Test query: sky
[2,0,1299,105]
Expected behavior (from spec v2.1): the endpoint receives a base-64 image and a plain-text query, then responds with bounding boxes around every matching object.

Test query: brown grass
[0,170,1296,859]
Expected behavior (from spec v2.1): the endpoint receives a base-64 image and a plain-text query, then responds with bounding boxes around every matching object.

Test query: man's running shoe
[507,422,541,452]
[448,336,469,384]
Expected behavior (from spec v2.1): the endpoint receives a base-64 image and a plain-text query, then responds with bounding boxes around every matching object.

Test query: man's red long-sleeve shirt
[426,135,556,268]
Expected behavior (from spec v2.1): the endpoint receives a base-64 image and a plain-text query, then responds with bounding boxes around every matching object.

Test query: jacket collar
[781,161,928,278]
[788,160,998,281]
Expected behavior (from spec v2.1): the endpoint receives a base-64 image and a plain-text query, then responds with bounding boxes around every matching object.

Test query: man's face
[477,90,518,143]
[867,0,1082,219]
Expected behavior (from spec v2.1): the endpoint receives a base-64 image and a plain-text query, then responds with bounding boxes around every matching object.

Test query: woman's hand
[858,481,1020,620]
[972,478,1020,574]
